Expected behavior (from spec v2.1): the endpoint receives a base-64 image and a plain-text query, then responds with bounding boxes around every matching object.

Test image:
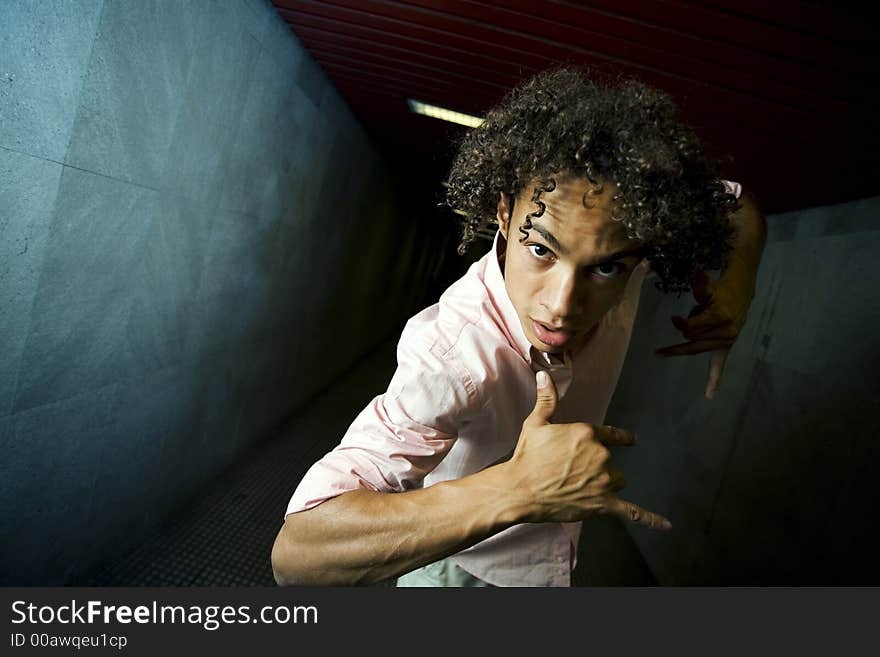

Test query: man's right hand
[503,370,672,531]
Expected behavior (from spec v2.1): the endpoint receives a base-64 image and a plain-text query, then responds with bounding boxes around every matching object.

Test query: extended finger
[705,349,729,399]
[526,370,558,427]
[675,322,737,342]
[602,497,672,531]
[672,311,725,337]
[655,338,735,357]
[592,425,636,446]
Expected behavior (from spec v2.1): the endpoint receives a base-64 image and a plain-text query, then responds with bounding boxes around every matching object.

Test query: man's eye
[527,244,552,259]
[593,262,623,278]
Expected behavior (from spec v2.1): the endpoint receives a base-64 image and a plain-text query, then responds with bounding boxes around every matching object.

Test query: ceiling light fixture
[407,99,484,128]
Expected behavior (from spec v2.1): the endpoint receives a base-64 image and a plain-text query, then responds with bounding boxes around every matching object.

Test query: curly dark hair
[445,67,739,293]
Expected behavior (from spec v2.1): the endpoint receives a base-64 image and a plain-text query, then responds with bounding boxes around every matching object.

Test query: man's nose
[541,269,585,322]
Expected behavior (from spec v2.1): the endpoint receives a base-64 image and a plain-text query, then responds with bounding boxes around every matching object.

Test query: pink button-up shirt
[286,181,738,587]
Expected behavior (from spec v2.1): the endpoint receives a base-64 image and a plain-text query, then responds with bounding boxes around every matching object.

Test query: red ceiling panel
[274,0,880,214]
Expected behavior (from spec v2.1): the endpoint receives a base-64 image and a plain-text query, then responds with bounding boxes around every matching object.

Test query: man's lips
[531,320,576,347]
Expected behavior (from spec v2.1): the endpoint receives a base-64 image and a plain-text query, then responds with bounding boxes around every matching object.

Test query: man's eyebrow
[591,246,647,265]
[528,220,645,264]
[528,221,564,253]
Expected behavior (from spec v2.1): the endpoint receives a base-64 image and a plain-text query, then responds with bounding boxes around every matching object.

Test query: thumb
[525,370,558,427]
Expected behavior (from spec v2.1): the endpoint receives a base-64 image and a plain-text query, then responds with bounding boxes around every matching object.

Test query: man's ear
[496,192,512,239]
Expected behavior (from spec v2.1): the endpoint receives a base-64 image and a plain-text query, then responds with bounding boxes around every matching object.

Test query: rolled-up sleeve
[285,325,477,516]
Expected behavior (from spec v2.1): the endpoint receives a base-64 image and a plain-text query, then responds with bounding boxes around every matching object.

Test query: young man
[271,68,766,587]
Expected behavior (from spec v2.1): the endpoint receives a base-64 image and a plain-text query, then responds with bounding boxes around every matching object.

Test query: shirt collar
[484,231,571,370]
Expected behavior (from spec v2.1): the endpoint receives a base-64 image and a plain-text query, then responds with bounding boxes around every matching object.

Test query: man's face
[497,176,644,355]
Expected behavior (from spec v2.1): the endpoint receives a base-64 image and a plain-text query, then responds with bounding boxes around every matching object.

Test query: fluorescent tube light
[407,99,484,128]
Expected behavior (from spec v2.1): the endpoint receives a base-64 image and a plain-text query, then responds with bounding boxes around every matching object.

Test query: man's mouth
[531,320,576,348]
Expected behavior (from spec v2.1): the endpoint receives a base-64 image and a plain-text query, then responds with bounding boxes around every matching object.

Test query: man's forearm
[724,188,767,285]
[271,463,528,586]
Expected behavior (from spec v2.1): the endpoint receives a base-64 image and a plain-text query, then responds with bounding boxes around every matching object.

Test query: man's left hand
[654,265,757,399]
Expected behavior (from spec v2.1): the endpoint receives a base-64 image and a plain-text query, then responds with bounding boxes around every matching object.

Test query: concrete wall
[0,0,441,584]
[604,194,880,584]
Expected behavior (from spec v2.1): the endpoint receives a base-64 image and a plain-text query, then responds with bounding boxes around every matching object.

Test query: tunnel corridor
[2,0,878,588]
